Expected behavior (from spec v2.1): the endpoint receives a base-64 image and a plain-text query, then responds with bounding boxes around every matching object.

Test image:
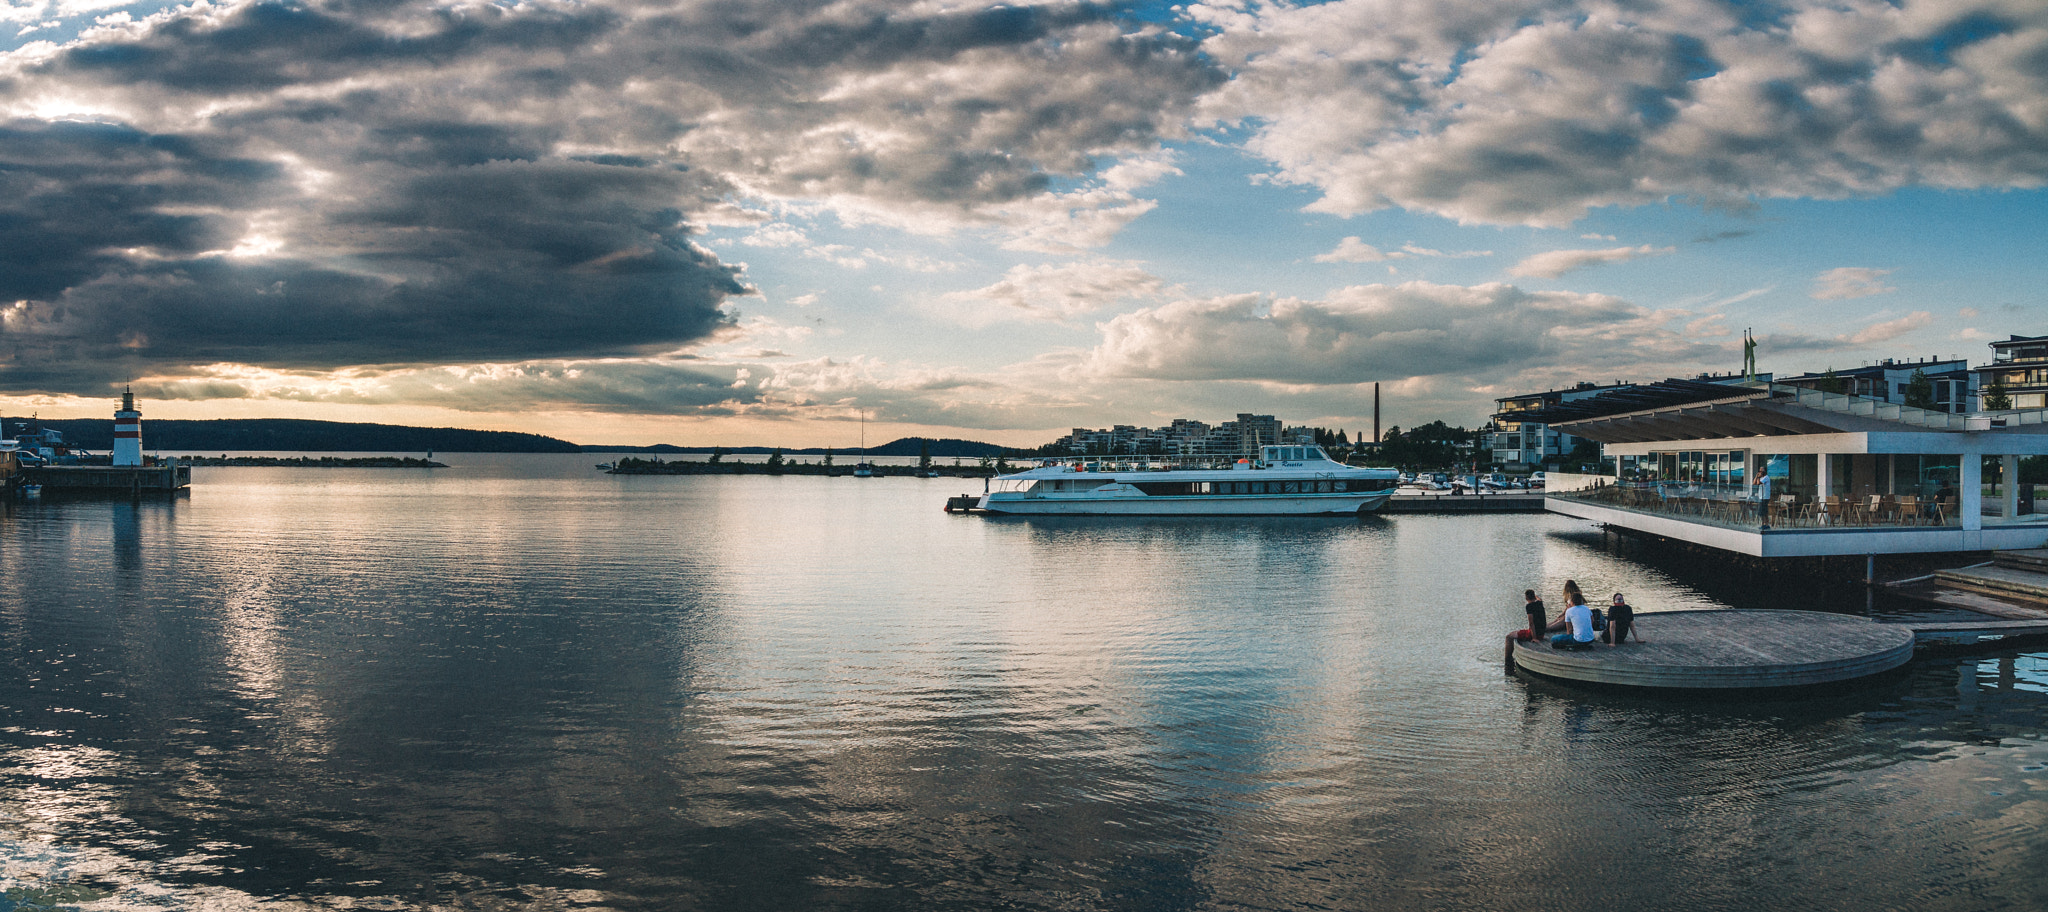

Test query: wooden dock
[1901,618,2048,647]
[1931,549,2048,601]
[1384,493,1547,513]
[1510,609,1915,688]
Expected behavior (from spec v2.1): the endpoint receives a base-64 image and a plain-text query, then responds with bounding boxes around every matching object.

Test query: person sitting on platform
[1523,589,1547,640]
[1603,592,1642,645]
[1547,592,1597,649]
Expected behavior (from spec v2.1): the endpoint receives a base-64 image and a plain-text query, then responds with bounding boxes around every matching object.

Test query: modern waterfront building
[1056,413,1286,457]
[1776,356,1974,413]
[1538,378,2048,557]
[1492,381,1638,470]
[1972,335,2048,411]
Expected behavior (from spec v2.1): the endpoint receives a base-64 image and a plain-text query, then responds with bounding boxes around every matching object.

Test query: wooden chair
[1787,495,1816,526]
[1894,495,1920,526]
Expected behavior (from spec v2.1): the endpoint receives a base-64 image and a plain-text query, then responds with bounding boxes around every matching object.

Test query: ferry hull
[976,490,1394,516]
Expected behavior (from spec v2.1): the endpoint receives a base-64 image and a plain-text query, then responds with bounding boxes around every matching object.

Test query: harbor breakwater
[608,457,995,477]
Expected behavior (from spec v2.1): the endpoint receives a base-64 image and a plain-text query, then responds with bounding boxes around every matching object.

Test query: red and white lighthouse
[113,386,143,466]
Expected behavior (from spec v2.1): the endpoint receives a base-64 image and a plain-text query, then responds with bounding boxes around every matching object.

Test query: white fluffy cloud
[1510,245,1675,278]
[1314,237,1493,263]
[939,260,1166,323]
[1193,0,2048,225]
[1811,266,1897,300]
[1846,310,1933,344]
[1083,281,1727,386]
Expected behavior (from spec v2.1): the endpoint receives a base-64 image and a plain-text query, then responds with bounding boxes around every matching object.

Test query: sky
[1,0,2044,448]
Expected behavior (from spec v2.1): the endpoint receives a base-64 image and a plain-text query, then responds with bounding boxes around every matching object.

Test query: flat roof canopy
[1550,383,2048,455]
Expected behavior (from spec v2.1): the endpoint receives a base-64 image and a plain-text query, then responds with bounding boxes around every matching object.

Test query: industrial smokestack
[1373,382,1381,444]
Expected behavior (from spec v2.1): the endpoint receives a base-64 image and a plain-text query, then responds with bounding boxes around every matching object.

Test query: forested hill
[6,418,582,453]
[3,420,1013,456]
[582,437,1011,457]
[867,437,1009,457]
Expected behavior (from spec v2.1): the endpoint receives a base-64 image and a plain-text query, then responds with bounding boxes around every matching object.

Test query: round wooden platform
[1511,609,1915,689]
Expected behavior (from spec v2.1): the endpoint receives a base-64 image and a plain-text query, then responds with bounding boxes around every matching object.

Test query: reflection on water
[0,455,2043,910]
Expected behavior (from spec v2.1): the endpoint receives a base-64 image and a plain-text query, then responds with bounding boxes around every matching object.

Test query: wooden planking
[1512,609,1915,689]
[1934,564,2048,601]
[1904,618,2048,646]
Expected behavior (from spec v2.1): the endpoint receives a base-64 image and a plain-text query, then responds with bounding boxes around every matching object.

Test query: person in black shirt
[1604,592,1642,644]
[1523,589,1546,639]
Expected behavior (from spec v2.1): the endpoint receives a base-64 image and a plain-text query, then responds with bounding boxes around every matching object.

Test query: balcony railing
[1551,481,1962,530]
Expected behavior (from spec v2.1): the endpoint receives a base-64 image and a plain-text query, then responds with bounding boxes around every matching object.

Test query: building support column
[1962,456,1983,531]
[2003,455,2020,521]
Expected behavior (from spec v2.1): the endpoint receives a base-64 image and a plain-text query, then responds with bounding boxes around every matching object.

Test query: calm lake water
[0,453,2044,910]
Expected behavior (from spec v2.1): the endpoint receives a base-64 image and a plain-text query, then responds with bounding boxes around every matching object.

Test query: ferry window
[1334,481,1347,492]
[1318,481,1332,493]
[1280,481,1296,493]
[1252,482,1266,494]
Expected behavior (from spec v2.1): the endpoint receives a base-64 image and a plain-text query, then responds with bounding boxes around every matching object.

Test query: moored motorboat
[975,445,1398,516]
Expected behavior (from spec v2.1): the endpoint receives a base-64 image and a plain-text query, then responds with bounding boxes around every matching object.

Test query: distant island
[172,455,449,468]
[13,417,581,453]
[4,417,1013,458]
[584,437,1010,458]
[607,456,996,478]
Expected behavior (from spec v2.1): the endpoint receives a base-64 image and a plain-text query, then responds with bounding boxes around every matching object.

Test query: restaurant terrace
[1537,379,2048,558]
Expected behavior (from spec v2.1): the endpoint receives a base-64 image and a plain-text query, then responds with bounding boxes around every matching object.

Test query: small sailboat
[853,409,875,478]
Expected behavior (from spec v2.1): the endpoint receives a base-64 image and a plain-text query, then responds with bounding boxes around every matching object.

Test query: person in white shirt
[1546,593,1597,649]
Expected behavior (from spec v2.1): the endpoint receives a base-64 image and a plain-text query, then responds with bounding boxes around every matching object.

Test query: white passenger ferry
[976,445,1399,516]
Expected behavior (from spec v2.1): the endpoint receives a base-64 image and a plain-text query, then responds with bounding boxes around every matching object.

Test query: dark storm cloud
[2,0,1216,398]
[0,120,276,301]
[0,121,744,389]
[54,1,619,92]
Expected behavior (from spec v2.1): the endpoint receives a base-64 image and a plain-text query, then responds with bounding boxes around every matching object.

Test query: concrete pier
[1384,493,1547,513]
[23,462,191,494]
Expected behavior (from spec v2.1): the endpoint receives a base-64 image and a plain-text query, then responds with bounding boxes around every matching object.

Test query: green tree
[1903,369,1936,410]
[766,448,784,472]
[1818,368,1847,394]
[1984,381,2013,411]
[823,447,834,467]
[918,439,932,471]
[1376,421,1472,471]
[707,447,727,464]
